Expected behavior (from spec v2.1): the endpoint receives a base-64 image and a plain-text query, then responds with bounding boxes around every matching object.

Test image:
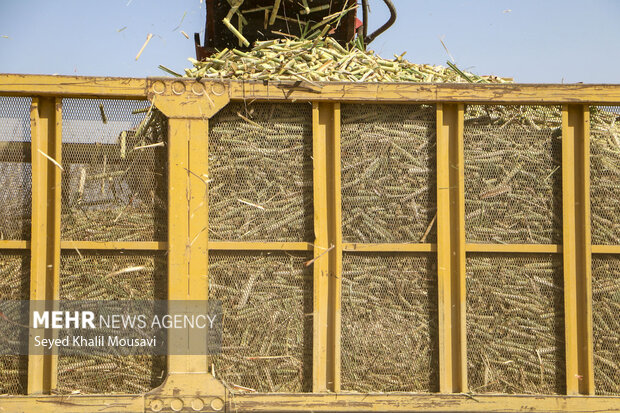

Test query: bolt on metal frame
[0,74,619,412]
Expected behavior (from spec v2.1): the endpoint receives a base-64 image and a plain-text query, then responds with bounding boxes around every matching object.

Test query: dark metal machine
[195,0,396,60]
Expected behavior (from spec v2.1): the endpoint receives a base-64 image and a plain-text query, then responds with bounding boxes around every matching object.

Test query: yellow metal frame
[0,74,619,412]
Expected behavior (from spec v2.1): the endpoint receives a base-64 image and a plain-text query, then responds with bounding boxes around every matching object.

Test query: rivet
[210,398,224,411]
[210,82,226,96]
[149,399,164,412]
[170,398,184,412]
[151,81,165,95]
[172,81,186,95]
[191,397,205,411]
[191,82,205,96]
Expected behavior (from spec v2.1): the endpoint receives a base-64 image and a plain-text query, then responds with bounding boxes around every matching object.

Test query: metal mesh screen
[61,99,167,242]
[590,106,620,245]
[341,253,438,392]
[466,254,565,394]
[209,252,312,393]
[0,97,32,240]
[592,254,620,395]
[208,103,313,242]
[341,104,437,243]
[0,252,29,394]
[57,252,166,394]
[464,105,562,244]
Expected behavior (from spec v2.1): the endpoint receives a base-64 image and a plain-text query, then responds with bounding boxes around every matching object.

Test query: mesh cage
[464,105,562,244]
[590,106,620,245]
[61,99,167,242]
[208,103,313,242]
[341,253,438,392]
[592,254,620,395]
[341,104,437,243]
[57,252,166,394]
[466,254,565,394]
[209,252,312,393]
[0,252,29,394]
[0,97,32,240]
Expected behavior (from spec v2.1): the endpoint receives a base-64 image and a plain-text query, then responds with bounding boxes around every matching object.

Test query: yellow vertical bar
[327,103,342,392]
[28,97,61,394]
[562,104,593,395]
[580,106,594,395]
[167,117,190,374]
[436,103,466,393]
[312,102,328,392]
[454,104,467,393]
[188,117,210,373]
[436,103,452,393]
[49,98,62,391]
[312,102,340,392]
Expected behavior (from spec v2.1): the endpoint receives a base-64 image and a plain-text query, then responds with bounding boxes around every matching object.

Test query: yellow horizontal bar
[229,81,620,104]
[343,243,436,252]
[224,393,620,412]
[592,245,620,254]
[59,241,167,250]
[0,74,147,98]
[208,242,313,251]
[2,75,620,104]
[465,243,562,253]
[0,240,29,249]
[0,393,619,413]
[0,395,143,412]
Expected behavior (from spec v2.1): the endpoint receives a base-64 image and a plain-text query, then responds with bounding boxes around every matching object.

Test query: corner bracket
[146,78,230,119]
[145,373,228,412]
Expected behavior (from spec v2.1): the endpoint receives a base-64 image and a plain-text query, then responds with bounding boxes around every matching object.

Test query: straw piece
[38,149,64,171]
[135,33,153,61]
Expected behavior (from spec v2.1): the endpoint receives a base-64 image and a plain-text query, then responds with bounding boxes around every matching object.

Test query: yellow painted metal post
[167,118,191,374]
[188,117,210,373]
[312,102,342,392]
[28,97,61,394]
[562,104,594,395]
[436,103,467,393]
[167,117,210,375]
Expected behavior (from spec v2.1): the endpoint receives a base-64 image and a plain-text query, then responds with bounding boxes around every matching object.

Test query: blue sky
[0,0,618,83]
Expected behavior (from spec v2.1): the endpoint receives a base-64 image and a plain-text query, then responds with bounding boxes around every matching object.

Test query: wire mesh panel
[592,255,620,395]
[341,104,437,243]
[341,253,438,392]
[464,106,562,244]
[0,97,32,240]
[57,252,166,394]
[590,106,620,245]
[208,103,313,242]
[0,252,29,394]
[209,252,312,393]
[61,100,167,242]
[466,254,565,394]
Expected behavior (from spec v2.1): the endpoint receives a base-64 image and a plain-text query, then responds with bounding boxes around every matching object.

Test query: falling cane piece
[135,33,153,61]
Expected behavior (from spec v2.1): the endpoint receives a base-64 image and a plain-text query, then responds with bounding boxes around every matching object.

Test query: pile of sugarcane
[209,252,312,393]
[592,256,620,395]
[341,254,438,393]
[590,107,620,245]
[61,108,167,243]
[56,254,166,394]
[464,105,564,244]
[208,102,313,242]
[0,254,28,395]
[466,255,565,394]
[184,37,508,83]
[341,104,437,243]
[0,164,30,241]
[56,353,166,394]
